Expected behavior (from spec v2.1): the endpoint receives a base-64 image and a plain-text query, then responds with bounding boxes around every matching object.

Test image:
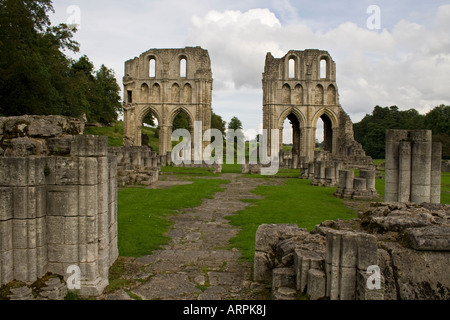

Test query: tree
[0,0,79,116]
[88,65,121,124]
[425,105,450,136]
[354,105,449,159]
[0,0,121,124]
[211,112,226,137]
[228,116,243,131]
[172,111,190,131]
[226,116,245,159]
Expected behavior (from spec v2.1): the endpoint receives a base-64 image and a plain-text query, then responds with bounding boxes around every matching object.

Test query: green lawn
[226,178,357,261]
[117,178,227,257]
[441,172,450,204]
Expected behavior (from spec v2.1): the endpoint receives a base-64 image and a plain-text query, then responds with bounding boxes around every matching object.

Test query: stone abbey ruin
[122,47,213,155]
[0,47,449,300]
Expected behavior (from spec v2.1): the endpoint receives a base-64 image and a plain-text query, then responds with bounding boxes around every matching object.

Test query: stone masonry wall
[254,202,450,300]
[0,116,118,297]
[108,146,160,186]
[385,130,442,204]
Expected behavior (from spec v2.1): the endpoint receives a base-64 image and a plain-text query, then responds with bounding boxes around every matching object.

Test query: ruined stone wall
[385,130,442,204]
[262,49,373,169]
[254,201,450,300]
[109,146,160,186]
[122,46,213,154]
[0,116,118,297]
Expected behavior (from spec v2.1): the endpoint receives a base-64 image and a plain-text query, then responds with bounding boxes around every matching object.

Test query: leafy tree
[88,65,121,124]
[0,0,79,116]
[0,0,121,125]
[172,111,190,131]
[226,116,245,158]
[354,105,450,159]
[211,112,226,137]
[425,105,450,136]
[228,116,243,131]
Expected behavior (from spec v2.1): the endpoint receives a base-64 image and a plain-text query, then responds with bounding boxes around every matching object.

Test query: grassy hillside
[83,121,159,152]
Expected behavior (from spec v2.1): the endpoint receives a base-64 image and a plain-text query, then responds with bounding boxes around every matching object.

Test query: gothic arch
[311,108,338,129]
[123,47,212,153]
[183,83,193,103]
[137,105,162,127]
[312,108,339,153]
[277,107,306,129]
[293,84,303,105]
[171,83,180,103]
[169,106,195,129]
[314,84,324,105]
[140,83,149,102]
[282,83,291,104]
[326,84,336,105]
[151,83,161,103]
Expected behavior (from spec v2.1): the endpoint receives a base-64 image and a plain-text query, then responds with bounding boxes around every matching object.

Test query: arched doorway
[282,113,301,156]
[140,108,160,152]
[315,113,333,153]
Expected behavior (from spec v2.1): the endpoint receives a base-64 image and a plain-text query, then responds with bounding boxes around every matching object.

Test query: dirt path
[101,173,283,300]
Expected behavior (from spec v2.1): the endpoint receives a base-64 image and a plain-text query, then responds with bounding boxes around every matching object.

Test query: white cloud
[49,2,450,133]
[187,8,283,90]
[186,5,450,127]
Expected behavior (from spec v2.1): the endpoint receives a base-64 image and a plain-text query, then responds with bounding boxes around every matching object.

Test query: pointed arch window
[149,58,156,78]
[180,58,187,78]
[289,58,295,78]
[320,59,327,79]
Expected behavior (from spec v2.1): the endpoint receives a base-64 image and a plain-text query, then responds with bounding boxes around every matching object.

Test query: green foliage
[211,111,226,137]
[83,121,159,151]
[442,172,450,205]
[0,0,121,124]
[228,116,243,130]
[172,111,190,131]
[354,105,450,159]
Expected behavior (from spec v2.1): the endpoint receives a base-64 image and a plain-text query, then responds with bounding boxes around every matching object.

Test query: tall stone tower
[122,47,213,155]
[262,49,369,166]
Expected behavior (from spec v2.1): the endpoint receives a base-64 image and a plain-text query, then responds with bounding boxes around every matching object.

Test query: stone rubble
[254,201,450,300]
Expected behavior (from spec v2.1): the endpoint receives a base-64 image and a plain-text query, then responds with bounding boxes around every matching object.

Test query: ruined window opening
[318,114,333,152]
[180,58,187,78]
[127,90,133,103]
[320,59,327,79]
[282,113,301,155]
[149,58,156,78]
[289,58,295,78]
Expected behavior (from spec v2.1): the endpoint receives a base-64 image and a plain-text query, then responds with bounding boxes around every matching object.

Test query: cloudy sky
[49,0,450,141]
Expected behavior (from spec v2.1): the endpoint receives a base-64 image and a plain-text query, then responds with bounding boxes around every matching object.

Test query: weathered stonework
[122,47,213,157]
[108,146,160,186]
[254,202,450,300]
[385,129,442,204]
[262,50,372,169]
[0,116,118,297]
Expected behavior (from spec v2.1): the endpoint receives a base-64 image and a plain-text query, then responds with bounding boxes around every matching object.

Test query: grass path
[117,178,227,257]
[226,177,357,261]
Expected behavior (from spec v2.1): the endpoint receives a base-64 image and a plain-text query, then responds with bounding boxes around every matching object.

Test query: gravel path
[101,173,283,300]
